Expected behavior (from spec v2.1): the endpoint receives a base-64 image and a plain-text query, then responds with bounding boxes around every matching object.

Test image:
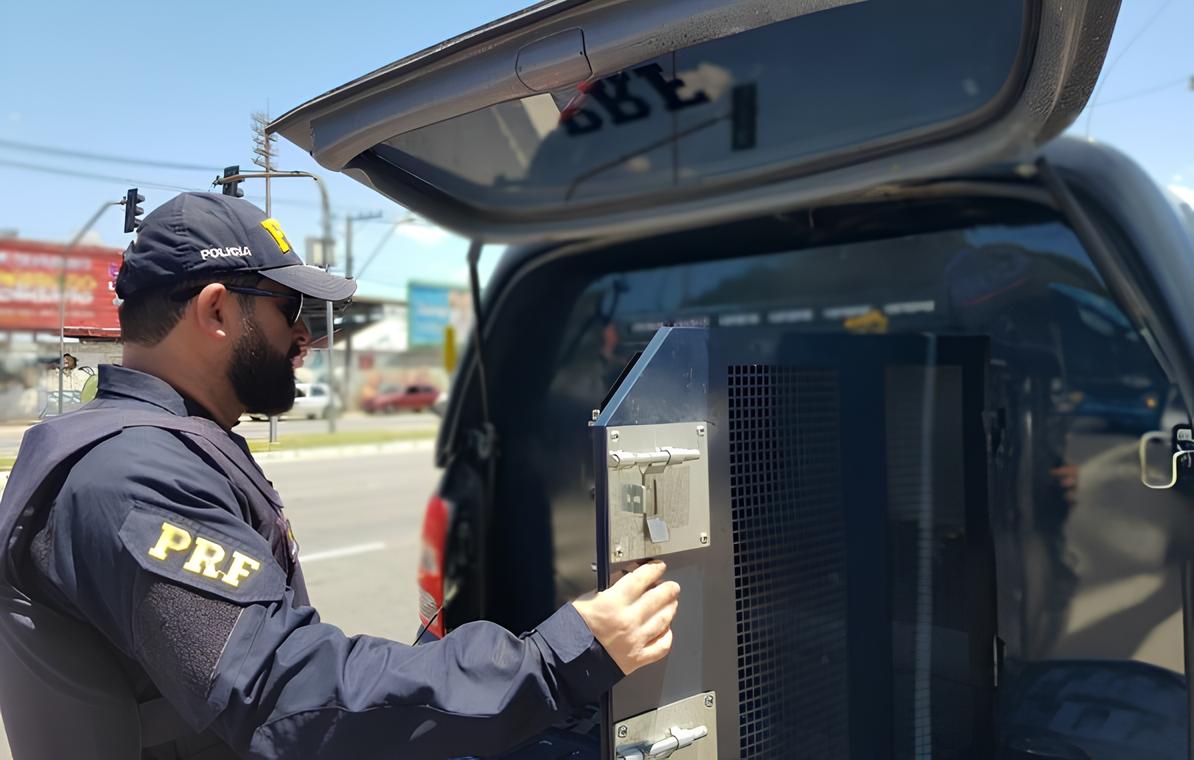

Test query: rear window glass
[376,0,1025,214]
[518,215,1185,755]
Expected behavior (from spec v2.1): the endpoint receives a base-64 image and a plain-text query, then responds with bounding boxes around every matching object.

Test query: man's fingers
[610,560,668,600]
[637,628,674,666]
[632,580,681,617]
[574,561,681,676]
[641,599,679,644]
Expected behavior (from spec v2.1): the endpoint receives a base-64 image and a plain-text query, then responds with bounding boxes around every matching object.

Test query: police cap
[115,192,356,302]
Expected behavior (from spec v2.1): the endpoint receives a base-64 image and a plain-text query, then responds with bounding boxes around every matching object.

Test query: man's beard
[228,317,298,416]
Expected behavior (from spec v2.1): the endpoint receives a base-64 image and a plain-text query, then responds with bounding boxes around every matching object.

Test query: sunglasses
[172,284,305,326]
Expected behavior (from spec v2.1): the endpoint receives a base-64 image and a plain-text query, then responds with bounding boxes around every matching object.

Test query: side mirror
[1139,424,1194,489]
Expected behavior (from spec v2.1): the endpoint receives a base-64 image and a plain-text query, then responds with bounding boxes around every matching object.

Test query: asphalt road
[0,411,440,457]
[0,446,440,757]
[267,446,441,643]
[1,425,1189,754]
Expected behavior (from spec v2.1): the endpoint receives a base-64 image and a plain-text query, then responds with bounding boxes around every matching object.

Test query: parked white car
[248,383,334,421]
[290,382,333,420]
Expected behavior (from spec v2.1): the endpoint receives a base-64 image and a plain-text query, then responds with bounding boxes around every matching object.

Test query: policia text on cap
[0,193,680,759]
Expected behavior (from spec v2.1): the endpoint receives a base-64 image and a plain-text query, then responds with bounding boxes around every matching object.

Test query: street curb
[0,441,435,488]
[253,438,435,464]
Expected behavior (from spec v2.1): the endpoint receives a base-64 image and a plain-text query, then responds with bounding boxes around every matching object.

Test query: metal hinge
[605,422,711,562]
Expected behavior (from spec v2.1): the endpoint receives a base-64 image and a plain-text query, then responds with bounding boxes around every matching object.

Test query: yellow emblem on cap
[260,218,292,254]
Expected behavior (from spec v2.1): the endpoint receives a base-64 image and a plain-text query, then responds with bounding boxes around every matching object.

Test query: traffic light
[221,165,244,197]
[123,188,145,233]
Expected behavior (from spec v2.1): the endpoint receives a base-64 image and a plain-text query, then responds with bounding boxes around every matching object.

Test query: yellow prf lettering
[148,522,192,561]
[182,537,226,579]
[221,551,261,588]
[260,218,292,253]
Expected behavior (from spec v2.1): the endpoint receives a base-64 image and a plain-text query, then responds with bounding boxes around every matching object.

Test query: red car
[363,384,439,414]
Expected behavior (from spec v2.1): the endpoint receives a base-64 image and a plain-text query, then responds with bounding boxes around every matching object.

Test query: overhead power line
[1088,77,1191,108]
[0,157,198,192]
[0,157,408,223]
[0,137,220,172]
[1084,0,1176,136]
[355,216,427,278]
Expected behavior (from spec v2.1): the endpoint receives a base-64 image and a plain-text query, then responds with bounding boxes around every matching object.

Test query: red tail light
[417,492,449,638]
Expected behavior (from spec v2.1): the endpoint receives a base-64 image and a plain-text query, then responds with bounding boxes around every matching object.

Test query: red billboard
[0,238,123,337]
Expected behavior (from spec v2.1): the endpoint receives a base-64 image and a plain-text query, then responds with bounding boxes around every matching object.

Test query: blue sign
[408,283,469,347]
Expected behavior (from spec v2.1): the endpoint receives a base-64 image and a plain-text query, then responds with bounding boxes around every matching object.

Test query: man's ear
[193,283,233,340]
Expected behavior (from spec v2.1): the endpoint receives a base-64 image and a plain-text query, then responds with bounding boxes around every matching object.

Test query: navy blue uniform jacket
[24,366,622,758]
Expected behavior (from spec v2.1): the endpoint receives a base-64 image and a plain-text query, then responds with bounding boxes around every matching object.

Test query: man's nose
[293,315,311,343]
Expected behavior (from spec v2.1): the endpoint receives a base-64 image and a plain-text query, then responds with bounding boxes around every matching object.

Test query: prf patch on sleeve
[119,504,286,604]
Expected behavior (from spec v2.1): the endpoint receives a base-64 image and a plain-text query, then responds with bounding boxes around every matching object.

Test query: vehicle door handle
[616,724,709,760]
[1139,425,1194,489]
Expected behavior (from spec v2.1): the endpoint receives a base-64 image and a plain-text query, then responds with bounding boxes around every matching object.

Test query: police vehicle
[271,0,1194,756]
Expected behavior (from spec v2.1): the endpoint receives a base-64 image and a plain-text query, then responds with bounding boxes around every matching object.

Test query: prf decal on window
[147,521,262,588]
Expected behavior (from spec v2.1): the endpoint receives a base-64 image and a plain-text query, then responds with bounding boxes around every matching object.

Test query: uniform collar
[96,364,222,424]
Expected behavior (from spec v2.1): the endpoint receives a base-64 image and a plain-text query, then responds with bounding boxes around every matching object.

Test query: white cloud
[1168,184,1194,207]
[6,112,22,123]
[394,223,452,246]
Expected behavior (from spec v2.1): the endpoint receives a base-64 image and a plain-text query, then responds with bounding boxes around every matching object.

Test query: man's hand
[571,561,680,675]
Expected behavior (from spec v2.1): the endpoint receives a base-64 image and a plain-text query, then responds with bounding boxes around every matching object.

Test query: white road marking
[300,542,387,564]
[254,438,434,465]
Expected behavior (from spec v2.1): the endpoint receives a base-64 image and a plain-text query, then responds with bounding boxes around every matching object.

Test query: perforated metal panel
[728,365,849,758]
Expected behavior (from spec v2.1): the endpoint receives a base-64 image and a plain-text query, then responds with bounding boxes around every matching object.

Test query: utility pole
[214,166,334,439]
[251,113,285,442]
[343,211,382,409]
[57,198,125,415]
[251,112,276,219]
[326,297,337,433]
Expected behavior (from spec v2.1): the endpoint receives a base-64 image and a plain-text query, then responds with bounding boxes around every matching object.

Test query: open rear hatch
[271,0,1119,243]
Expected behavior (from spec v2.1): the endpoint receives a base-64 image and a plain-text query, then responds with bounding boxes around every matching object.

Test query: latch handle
[616,724,709,760]
[608,447,701,470]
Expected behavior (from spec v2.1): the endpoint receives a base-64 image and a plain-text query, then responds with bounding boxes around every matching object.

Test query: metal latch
[609,447,702,471]
[617,725,709,760]
[1139,424,1194,489]
[605,422,711,563]
[611,447,701,544]
[614,692,718,760]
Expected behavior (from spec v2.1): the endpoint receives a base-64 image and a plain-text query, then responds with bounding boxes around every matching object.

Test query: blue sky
[1,1,1191,297]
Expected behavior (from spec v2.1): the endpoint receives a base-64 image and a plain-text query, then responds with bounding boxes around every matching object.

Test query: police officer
[0,193,680,759]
